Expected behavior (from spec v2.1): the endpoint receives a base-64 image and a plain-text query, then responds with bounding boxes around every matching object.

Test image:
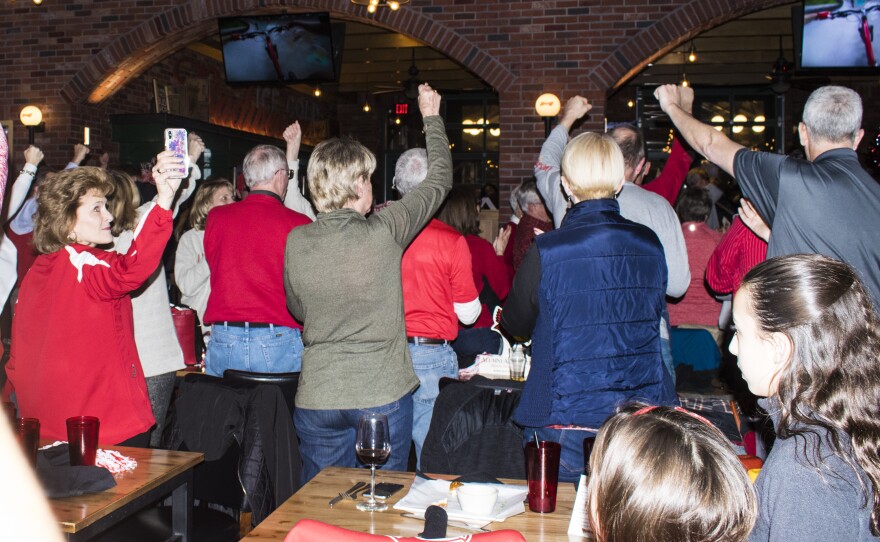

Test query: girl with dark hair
[588,404,757,542]
[731,254,880,541]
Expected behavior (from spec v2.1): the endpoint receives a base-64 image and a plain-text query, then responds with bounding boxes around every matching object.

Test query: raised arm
[5,146,43,221]
[377,84,452,247]
[536,96,592,229]
[80,153,182,300]
[282,121,316,219]
[654,85,743,177]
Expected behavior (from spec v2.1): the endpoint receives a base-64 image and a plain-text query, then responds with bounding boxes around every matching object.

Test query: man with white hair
[655,84,880,308]
[394,148,480,466]
[510,180,553,271]
[203,140,311,377]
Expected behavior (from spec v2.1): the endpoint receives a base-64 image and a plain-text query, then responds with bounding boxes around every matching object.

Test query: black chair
[223,369,299,415]
[421,376,526,480]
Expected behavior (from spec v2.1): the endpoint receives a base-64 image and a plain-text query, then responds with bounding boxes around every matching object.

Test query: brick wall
[1,0,793,194]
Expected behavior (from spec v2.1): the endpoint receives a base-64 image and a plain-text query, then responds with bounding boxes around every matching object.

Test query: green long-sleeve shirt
[284,115,452,409]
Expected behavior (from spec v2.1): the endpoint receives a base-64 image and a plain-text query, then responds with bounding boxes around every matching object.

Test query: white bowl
[456,484,498,516]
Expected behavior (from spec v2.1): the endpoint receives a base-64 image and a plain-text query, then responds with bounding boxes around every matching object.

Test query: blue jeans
[523,426,596,484]
[409,343,458,468]
[295,395,413,485]
[204,323,303,377]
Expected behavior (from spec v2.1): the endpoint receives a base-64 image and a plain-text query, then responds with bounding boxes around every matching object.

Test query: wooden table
[241,467,580,541]
[49,445,204,541]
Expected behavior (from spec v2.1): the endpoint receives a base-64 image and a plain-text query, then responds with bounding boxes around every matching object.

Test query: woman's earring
[68,231,77,243]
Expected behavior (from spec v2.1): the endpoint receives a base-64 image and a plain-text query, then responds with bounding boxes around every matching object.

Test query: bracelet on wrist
[20,168,36,177]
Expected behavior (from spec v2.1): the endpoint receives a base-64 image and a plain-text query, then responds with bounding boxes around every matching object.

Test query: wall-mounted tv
[219,13,337,84]
[797,1,880,69]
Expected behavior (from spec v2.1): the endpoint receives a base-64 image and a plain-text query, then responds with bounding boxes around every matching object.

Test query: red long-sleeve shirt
[641,138,693,206]
[706,215,768,294]
[203,192,311,327]
[8,205,172,444]
[465,234,511,328]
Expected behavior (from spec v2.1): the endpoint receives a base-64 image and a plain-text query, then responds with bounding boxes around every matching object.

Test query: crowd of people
[1,81,879,542]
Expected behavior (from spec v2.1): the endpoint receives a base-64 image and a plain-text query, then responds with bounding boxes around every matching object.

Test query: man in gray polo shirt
[655,84,880,309]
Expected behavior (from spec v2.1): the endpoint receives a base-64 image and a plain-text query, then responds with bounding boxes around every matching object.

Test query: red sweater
[203,192,311,327]
[401,220,478,340]
[641,139,692,206]
[706,216,768,294]
[668,222,723,327]
[465,234,511,329]
[8,205,171,444]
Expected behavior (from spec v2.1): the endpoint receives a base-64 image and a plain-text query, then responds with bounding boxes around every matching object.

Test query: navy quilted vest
[513,198,677,429]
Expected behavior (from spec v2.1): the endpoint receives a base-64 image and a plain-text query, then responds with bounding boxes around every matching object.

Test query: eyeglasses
[275,168,296,181]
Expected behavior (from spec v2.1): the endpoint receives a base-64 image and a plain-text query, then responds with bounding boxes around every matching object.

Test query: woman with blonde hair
[502,131,677,482]
[587,404,757,542]
[7,153,184,445]
[731,254,880,541]
[175,178,234,328]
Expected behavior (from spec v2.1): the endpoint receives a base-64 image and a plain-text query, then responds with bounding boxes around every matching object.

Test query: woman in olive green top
[284,84,452,483]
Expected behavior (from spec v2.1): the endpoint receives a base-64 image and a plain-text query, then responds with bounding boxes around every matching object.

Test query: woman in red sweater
[8,152,184,446]
[438,186,511,366]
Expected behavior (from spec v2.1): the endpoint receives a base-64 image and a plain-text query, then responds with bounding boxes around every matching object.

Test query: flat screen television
[219,13,338,84]
[796,1,880,70]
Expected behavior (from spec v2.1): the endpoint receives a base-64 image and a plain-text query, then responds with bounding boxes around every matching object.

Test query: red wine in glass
[356,413,391,512]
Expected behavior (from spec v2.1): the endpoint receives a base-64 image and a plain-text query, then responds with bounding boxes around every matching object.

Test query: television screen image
[220,13,336,84]
[801,0,880,68]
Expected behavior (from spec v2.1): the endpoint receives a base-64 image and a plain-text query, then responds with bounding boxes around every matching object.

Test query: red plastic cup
[17,418,40,465]
[66,416,100,466]
[526,440,561,513]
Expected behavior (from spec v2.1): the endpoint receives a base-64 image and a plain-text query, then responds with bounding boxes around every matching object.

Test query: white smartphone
[164,128,190,177]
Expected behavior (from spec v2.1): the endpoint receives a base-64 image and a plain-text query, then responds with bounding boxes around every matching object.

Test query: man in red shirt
[203,140,312,377]
[395,148,480,466]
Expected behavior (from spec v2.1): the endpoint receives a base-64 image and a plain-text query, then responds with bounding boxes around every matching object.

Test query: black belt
[407,336,448,346]
[224,321,272,328]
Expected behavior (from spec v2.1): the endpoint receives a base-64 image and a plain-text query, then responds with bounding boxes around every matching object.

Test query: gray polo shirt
[734,148,880,309]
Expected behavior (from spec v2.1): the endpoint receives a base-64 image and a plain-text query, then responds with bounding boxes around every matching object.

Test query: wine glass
[355,412,391,512]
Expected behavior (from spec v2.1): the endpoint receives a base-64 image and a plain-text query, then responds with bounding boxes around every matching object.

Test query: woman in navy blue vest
[502,132,678,482]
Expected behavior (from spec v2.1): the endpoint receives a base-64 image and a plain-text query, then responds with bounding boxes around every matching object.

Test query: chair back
[285,519,526,541]
[223,369,299,414]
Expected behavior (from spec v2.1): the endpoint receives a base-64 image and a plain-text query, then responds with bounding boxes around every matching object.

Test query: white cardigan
[112,166,199,378]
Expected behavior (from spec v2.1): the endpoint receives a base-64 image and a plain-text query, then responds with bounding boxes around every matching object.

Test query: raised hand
[283,121,302,161]
[560,96,592,129]
[417,84,442,118]
[493,225,512,256]
[24,145,44,166]
[152,150,185,210]
[187,133,205,163]
[738,198,770,242]
[654,85,694,115]
[71,143,90,166]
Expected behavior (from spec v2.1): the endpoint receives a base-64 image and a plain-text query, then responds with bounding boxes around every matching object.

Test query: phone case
[363,482,404,500]
[164,128,190,176]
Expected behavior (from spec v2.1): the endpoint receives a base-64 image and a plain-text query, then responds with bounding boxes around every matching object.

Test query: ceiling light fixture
[680,73,689,87]
[687,41,697,63]
[314,87,322,97]
[351,0,409,13]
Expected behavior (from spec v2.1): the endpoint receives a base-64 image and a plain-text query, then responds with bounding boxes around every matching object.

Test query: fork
[329,481,368,507]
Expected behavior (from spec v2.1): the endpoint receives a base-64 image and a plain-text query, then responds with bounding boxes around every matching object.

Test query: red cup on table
[66,416,100,466]
[525,440,561,513]
[17,417,40,465]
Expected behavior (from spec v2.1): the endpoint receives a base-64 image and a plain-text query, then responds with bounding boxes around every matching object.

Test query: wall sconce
[351,0,409,13]
[535,93,561,138]
[313,87,322,97]
[20,105,44,145]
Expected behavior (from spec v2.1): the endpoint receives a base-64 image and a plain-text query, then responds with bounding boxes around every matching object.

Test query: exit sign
[395,103,409,115]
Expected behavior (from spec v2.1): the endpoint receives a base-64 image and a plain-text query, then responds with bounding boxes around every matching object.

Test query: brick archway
[60,0,517,105]
[590,0,795,93]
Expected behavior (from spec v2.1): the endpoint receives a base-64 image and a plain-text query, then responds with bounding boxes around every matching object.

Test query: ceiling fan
[373,48,421,99]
